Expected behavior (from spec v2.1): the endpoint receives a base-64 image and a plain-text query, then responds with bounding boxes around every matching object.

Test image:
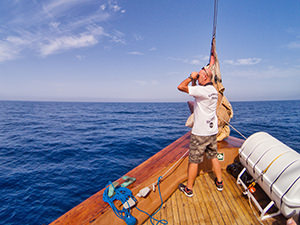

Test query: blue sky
[0,0,299,102]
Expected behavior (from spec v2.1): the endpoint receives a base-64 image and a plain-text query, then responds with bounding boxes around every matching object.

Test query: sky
[0,0,300,102]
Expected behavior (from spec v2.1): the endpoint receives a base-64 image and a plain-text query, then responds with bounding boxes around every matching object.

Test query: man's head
[197,66,212,85]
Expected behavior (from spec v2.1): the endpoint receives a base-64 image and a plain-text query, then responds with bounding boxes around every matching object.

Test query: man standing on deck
[177,45,223,197]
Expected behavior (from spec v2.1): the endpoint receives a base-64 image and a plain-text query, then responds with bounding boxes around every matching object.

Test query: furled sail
[210,37,233,141]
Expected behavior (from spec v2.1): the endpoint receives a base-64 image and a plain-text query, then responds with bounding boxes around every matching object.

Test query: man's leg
[211,158,222,182]
[179,134,204,197]
[212,157,223,191]
[187,162,199,190]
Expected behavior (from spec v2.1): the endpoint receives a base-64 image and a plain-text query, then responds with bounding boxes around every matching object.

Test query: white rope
[147,114,248,189]
[248,193,265,225]
[219,117,248,140]
[149,148,190,188]
[151,109,249,188]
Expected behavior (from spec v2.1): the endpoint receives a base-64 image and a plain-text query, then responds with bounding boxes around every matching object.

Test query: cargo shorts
[189,133,218,164]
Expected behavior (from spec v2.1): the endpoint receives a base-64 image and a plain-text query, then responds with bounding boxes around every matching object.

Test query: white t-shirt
[188,83,218,136]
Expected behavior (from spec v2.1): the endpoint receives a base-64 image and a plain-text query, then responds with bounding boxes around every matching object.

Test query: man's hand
[190,71,199,80]
[177,71,199,93]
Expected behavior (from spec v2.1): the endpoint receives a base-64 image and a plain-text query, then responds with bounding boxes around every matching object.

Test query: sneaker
[215,178,223,191]
[178,183,193,197]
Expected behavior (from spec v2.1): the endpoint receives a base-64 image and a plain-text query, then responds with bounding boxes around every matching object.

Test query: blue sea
[0,100,299,225]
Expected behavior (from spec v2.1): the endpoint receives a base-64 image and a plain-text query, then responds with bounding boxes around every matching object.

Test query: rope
[212,0,219,38]
[249,151,288,186]
[248,193,265,225]
[211,0,248,141]
[147,112,247,190]
[103,179,168,225]
[220,117,248,140]
[103,183,137,225]
[148,149,189,189]
[136,176,168,225]
[263,152,286,174]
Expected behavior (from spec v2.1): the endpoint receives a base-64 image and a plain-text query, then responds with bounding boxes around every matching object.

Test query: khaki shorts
[189,134,218,164]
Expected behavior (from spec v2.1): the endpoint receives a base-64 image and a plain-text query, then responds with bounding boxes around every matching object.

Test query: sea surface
[0,100,299,225]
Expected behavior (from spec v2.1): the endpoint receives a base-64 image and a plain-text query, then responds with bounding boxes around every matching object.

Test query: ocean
[0,100,299,225]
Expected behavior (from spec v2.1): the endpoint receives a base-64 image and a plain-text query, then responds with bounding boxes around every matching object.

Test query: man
[177,47,223,197]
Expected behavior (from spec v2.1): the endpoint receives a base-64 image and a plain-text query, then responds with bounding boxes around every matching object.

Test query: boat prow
[50,133,244,225]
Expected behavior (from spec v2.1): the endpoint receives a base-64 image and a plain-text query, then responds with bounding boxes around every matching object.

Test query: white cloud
[111,5,121,12]
[100,4,106,10]
[287,41,300,49]
[149,47,157,51]
[43,0,89,16]
[168,56,207,65]
[128,51,144,55]
[50,22,60,29]
[0,42,20,62]
[107,0,124,12]
[0,0,126,61]
[225,65,300,80]
[0,35,32,62]
[134,34,143,41]
[40,34,98,56]
[224,58,262,66]
[6,36,30,46]
[108,30,125,44]
[190,59,201,65]
[76,55,85,60]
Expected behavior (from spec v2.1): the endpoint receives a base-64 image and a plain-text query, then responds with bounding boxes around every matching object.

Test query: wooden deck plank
[189,184,206,224]
[179,190,195,225]
[220,173,247,225]
[143,170,287,225]
[222,171,263,225]
[203,173,227,225]
[160,203,167,224]
[224,173,285,225]
[222,171,258,225]
[197,175,220,225]
[203,173,237,225]
[194,178,214,224]
[170,189,180,225]
[165,195,174,225]
[175,190,188,225]
[183,190,200,225]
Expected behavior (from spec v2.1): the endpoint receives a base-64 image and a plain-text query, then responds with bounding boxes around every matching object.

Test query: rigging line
[149,109,248,188]
[248,194,265,225]
[212,0,219,38]
[146,115,247,189]
[149,148,190,188]
[220,116,248,140]
[214,100,247,140]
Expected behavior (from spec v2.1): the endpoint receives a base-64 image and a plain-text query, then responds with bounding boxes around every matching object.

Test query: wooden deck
[50,132,287,225]
[143,171,286,225]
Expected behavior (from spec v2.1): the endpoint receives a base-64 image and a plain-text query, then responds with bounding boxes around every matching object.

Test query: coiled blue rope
[103,182,137,225]
[103,176,168,225]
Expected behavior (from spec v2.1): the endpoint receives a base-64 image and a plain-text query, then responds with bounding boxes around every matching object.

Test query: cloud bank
[224,58,262,66]
[0,0,125,62]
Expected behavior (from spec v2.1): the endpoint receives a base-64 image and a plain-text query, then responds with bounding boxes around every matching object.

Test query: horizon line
[0,98,299,104]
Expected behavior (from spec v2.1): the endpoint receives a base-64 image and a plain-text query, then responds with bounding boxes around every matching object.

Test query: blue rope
[103,176,168,225]
[103,182,137,225]
[135,176,168,225]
